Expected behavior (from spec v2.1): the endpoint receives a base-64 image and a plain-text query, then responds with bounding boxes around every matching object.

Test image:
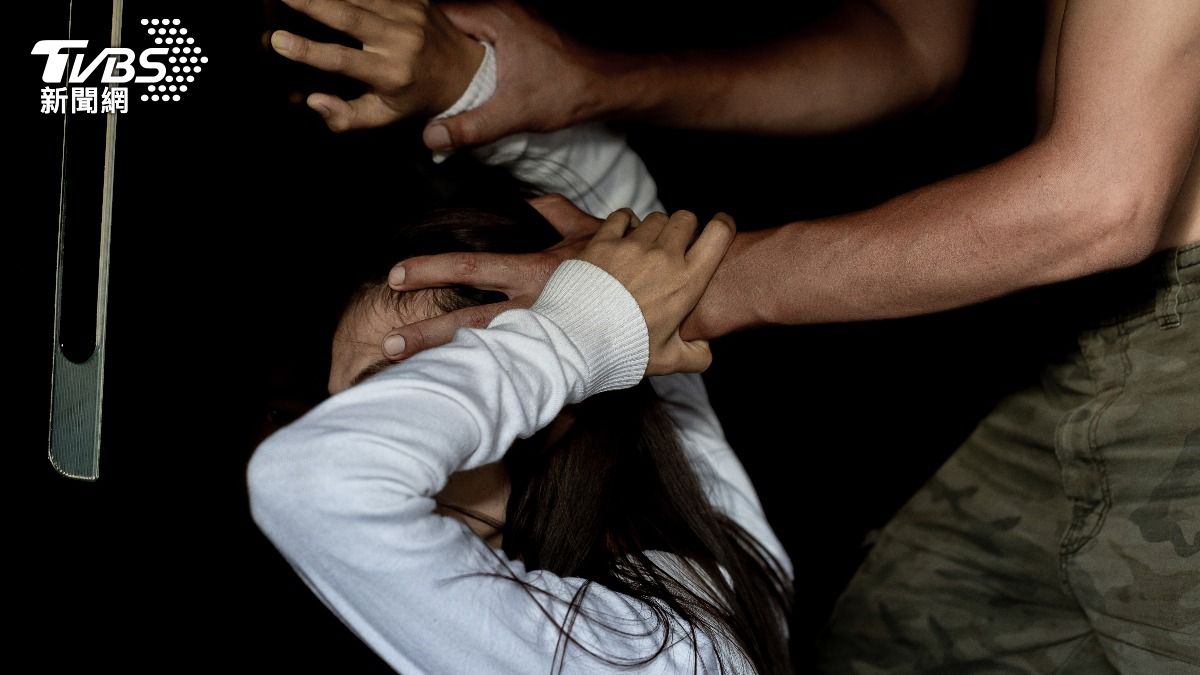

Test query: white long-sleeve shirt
[247,45,792,674]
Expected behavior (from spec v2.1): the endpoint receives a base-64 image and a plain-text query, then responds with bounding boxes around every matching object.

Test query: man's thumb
[424,108,496,151]
[439,2,505,42]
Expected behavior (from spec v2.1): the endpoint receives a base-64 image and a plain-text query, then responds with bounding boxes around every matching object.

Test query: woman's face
[329,287,510,547]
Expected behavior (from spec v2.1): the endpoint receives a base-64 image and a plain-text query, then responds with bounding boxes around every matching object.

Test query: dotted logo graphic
[139,18,207,103]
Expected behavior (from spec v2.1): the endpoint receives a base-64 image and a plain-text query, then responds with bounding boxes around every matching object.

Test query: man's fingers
[685,212,737,276]
[280,0,390,42]
[527,194,603,239]
[271,30,389,85]
[438,1,505,42]
[307,92,395,131]
[382,301,515,359]
[388,251,539,292]
[422,103,510,151]
[657,210,700,251]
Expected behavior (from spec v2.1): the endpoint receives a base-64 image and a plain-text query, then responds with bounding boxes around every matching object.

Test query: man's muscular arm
[686,0,1200,336]
[602,0,977,134]
[382,0,1199,359]
[425,0,976,148]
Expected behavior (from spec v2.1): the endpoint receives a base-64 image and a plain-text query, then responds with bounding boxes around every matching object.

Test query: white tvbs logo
[33,18,208,114]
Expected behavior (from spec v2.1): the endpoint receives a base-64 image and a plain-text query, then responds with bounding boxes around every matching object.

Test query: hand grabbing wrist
[423,11,488,118]
[527,259,650,396]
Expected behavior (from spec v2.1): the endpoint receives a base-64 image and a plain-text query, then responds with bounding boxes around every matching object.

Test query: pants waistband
[1037,240,1200,332]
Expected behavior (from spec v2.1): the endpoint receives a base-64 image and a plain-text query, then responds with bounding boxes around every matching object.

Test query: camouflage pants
[819,242,1200,674]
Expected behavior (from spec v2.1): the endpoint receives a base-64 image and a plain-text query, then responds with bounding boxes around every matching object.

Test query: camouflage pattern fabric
[818,242,1200,674]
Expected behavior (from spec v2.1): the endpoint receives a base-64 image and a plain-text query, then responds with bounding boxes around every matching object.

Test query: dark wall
[32,1,1045,671]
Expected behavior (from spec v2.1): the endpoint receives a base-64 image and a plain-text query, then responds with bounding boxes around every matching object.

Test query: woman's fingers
[280,0,391,42]
[685,212,737,278]
[271,30,390,85]
[342,0,428,23]
[576,208,738,377]
[673,338,714,374]
[272,0,478,126]
[307,92,397,131]
[593,209,637,242]
[629,211,669,243]
[657,210,700,251]
[644,336,712,377]
[382,300,520,359]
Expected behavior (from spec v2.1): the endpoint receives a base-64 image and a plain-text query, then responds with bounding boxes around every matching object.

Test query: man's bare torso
[1039,0,1199,249]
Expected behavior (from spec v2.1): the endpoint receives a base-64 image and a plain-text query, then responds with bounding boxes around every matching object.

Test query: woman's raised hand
[270,0,485,130]
[379,197,735,376]
[577,210,736,375]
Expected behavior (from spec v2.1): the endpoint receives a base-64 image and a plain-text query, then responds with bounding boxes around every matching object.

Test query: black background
[33,1,1049,671]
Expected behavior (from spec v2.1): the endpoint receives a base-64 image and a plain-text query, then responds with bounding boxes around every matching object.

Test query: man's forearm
[681,0,1200,333]
[590,1,975,135]
[689,139,1167,334]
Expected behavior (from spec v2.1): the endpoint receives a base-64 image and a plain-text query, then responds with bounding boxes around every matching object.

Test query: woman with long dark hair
[251,1,794,672]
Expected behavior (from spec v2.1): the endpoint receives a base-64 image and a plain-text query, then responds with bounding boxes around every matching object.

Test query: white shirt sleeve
[249,261,736,673]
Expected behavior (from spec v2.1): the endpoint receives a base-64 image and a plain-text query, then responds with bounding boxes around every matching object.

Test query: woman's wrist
[421,9,487,117]
[526,260,650,396]
[432,41,495,121]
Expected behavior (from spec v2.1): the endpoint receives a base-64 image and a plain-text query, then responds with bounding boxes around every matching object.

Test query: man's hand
[270,0,485,131]
[380,195,603,359]
[420,0,606,151]
[577,210,737,375]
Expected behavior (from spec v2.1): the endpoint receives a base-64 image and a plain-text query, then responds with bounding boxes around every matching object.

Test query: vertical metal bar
[49,0,123,480]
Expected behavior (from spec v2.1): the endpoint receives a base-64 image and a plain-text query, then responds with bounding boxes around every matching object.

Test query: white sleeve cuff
[527,260,649,397]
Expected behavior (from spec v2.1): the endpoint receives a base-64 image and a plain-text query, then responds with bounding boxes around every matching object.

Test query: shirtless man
[270,0,1199,670]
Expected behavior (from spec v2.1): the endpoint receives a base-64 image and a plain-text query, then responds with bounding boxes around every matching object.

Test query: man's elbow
[919,43,971,104]
[870,0,974,105]
[1079,184,1166,272]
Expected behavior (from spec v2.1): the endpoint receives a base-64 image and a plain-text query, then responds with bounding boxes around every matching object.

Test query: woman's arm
[249,261,721,672]
[250,203,738,671]
[433,41,664,220]
[436,60,787,575]
[272,0,666,218]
